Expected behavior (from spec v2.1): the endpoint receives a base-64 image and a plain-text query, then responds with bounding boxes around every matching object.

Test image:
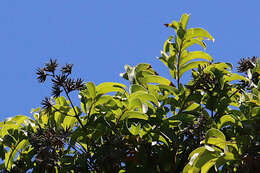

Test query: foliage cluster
[0,14,260,173]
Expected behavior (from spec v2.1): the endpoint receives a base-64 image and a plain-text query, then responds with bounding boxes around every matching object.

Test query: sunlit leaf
[130,84,147,93]
[180,13,190,30]
[62,116,77,129]
[120,111,148,120]
[5,139,29,171]
[182,38,206,50]
[129,91,159,106]
[128,98,143,111]
[201,158,218,173]
[179,61,209,77]
[205,128,226,142]
[218,115,242,129]
[185,28,214,42]
[86,82,96,99]
[128,123,141,136]
[143,75,172,86]
[224,73,248,82]
[96,82,126,95]
[180,51,213,66]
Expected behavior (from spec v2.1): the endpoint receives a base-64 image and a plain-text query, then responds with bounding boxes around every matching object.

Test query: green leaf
[201,138,226,150]
[68,106,82,116]
[204,62,231,73]
[185,103,200,111]
[185,28,214,42]
[224,73,248,82]
[128,123,141,135]
[54,111,63,126]
[30,107,41,113]
[55,96,69,106]
[205,128,226,142]
[130,84,147,93]
[129,91,159,106]
[180,51,213,66]
[136,63,153,72]
[62,116,77,129]
[223,152,236,160]
[180,13,190,30]
[182,38,206,50]
[86,82,96,99]
[188,146,220,172]
[5,139,29,171]
[128,98,143,111]
[167,20,179,30]
[95,95,115,106]
[201,158,218,173]
[218,115,242,129]
[96,82,126,95]
[179,61,209,77]
[120,111,148,120]
[163,36,174,52]
[40,112,48,125]
[7,115,29,127]
[143,75,172,86]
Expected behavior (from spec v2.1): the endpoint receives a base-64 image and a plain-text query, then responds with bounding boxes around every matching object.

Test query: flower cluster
[36,59,85,108]
[237,56,257,73]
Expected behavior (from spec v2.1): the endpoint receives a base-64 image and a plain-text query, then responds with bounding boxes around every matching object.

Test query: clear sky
[0,1,259,120]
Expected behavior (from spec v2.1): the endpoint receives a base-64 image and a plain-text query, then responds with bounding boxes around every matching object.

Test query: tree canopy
[0,14,259,173]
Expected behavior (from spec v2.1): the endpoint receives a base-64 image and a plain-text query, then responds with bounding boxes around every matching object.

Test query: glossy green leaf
[201,158,218,173]
[143,75,172,86]
[205,128,226,142]
[163,36,174,52]
[6,115,29,126]
[5,139,29,171]
[180,51,213,66]
[128,123,141,136]
[188,147,220,173]
[96,82,126,95]
[203,62,231,74]
[120,111,148,120]
[182,38,206,50]
[55,96,69,106]
[224,73,248,82]
[129,91,159,106]
[62,116,77,129]
[185,28,214,42]
[218,115,242,129]
[86,82,96,99]
[95,95,116,106]
[68,106,82,116]
[128,98,143,111]
[30,107,41,113]
[180,13,190,30]
[201,138,226,150]
[185,103,200,111]
[130,84,147,93]
[54,111,63,126]
[179,61,209,77]
[40,112,48,125]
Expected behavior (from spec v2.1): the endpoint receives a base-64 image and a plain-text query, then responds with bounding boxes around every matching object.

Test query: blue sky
[0,1,259,120]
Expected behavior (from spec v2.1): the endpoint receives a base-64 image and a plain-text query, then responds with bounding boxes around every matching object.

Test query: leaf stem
[177,40,184,88]
[63,86,86,131]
